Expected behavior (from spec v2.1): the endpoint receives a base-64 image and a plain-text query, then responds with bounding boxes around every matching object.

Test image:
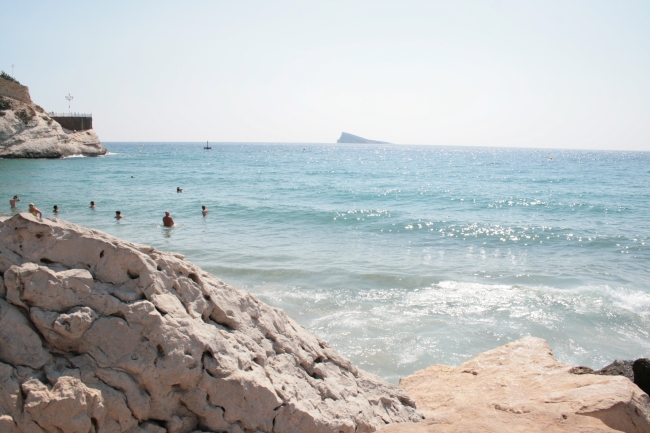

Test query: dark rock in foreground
[634,358,650,396]
[571,358,650,395]
[596,359,635,380]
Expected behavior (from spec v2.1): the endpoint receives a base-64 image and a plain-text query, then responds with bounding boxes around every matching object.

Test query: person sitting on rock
[202,205,208,216]
[9,195,20,208]
[115,210,123,220]
[163,211,175,227]
[53,205,59,214]
[28,203,42,218]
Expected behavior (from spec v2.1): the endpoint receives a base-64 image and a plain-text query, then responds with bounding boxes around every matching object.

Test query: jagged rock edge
[0,213,422,433]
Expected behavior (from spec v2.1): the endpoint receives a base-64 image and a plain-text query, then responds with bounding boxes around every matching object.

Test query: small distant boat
[204,141,212,150]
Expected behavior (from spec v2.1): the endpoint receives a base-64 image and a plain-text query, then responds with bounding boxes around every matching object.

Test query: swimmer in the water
[115,210,123,220]
[177,187,183,193]
[9,195,20,208]
[163,211,175,227]
[90,201,96,209]
[202,205,208,216]
[28,203,42,218]
[53,205,59,214]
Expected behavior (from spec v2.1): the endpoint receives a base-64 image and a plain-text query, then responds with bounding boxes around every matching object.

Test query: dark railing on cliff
[49,112,93,131]
[49,112,92,118]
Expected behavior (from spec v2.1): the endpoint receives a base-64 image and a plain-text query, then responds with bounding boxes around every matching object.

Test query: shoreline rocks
[0,214,422,432]
[571,358,650,396]
[380,337,650,433]
[572,359,635,380]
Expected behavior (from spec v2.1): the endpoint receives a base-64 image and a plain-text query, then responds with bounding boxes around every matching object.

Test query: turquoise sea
[1,143,649,382]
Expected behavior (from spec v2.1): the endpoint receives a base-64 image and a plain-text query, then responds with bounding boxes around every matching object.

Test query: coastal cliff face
[0,214,422,433]
[0,86,106,159]
[380,337,650,433]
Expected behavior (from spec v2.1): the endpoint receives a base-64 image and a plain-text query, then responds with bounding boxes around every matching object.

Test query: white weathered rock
[0,96,106,158]
[380,337,650,433]
[0,213,422,432]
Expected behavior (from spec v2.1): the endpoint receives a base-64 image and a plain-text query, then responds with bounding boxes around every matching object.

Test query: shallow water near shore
[1,143,649,383]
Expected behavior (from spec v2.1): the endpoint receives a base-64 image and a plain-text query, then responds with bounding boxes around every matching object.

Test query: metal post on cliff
[65,94,73,115]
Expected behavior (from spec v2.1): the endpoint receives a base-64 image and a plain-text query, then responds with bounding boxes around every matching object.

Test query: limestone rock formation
[380,337,650,433]
[0,82,106,158]
[0,213,422,433]
[337,133,389,144]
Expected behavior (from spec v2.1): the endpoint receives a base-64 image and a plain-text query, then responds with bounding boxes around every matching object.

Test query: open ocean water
[1,143,649,383]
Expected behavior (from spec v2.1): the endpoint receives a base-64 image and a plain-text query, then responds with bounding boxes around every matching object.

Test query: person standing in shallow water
[28,203,42,218]
[115,210,123,220]
[9,195,20,208]
[202,205,208,216]
[53,205,59,214]
[90,201,96,209]
[163,211,175,227]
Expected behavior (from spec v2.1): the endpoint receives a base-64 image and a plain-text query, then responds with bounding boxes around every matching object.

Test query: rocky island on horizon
[0,73,106,159]
[337,132,390,144]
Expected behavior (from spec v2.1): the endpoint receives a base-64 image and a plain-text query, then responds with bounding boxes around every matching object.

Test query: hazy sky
[2,1,649,149]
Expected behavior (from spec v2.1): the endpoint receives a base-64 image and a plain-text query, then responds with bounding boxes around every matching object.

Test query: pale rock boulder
[380,337,650,433]
[22,375,107,433]
[0,298,52,369]
[0,96,106,158]
[0,213,422,433]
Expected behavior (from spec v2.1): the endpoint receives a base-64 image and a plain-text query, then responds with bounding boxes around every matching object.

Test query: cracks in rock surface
[0,215,425,432]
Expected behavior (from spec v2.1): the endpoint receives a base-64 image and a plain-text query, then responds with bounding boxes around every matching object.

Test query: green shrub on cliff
[0,96,11,111]
[16,108,35,124]
[0,71,20,84]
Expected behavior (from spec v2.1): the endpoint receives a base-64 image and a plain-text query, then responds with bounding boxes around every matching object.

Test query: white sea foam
[604,286,650,317]
[246,279,650,382]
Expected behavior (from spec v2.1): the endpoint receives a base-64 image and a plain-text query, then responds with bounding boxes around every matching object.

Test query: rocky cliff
[337,133,389,144]
[0,80,106,158]
[0,214,422,433]
[380,337,650,433]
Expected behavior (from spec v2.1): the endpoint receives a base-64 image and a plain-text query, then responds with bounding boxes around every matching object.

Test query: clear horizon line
[100,141,650,153]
